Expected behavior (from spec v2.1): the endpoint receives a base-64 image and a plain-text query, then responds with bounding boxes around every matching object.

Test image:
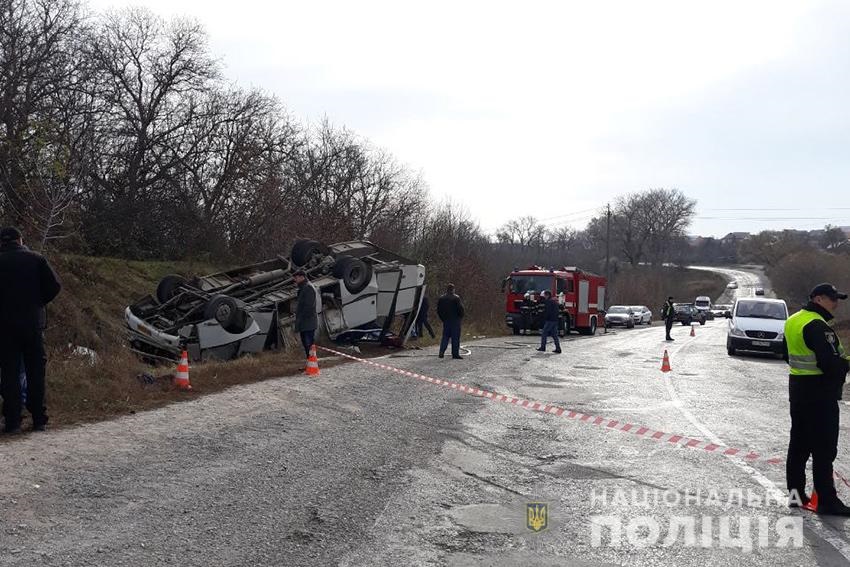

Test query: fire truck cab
[503,266,607,336]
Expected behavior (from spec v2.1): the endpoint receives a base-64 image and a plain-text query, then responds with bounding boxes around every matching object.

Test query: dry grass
[46,254,219,351]
[41,343,347,428]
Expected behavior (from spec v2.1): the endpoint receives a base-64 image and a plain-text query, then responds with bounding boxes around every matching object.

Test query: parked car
[694,295,714,320]
[628,305,652,325]
[673,303,706,326]
[727,297,788,357]
[755,287,765,296]
[727,281,739,289]
[711,304,732,318]
[605,306,635,328]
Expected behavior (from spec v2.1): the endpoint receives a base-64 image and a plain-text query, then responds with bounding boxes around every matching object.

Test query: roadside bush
[769,252,850,308]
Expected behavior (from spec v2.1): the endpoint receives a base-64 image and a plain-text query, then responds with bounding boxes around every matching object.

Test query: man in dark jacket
[437,283,465,359]
[662,296,675,341]
[0,227,61,433]
[293,270,318,358]
[783,283,850,515]
[414,295,436,340]
[536,291,562,354]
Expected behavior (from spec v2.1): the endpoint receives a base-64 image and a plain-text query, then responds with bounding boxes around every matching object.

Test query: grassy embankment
[34,255,310,428]
[21,258,727,429]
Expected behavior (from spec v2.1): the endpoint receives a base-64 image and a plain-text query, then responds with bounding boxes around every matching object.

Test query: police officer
[536,290,562,354]
[662,296,675,341]
[0,227,61,433]
[784,283,850,515]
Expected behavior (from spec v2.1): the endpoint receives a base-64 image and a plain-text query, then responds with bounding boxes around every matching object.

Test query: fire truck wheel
[333,255,373,294]
[156,274,187,304]
[291,239,323,266]
[579,317,598,335]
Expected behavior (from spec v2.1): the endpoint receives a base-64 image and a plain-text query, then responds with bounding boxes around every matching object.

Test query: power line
[538,206,601,222]
[696,217,850,221]
[704,207,850,211]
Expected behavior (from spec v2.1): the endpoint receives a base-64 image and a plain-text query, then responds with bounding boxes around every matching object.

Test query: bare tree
[80,7,219,256]
[821,224,848,251]
[1,150,77,252]
[0,0,84,228]
[642,188,696,265]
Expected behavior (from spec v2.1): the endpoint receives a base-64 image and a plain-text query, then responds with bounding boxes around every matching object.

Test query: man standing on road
[0,227,61,434]
[437,283,465,359]
[293,270,318,358]
[662,296,675,341]
[414,295,435,340]
[536,291,562,354]
[784,283,850,515]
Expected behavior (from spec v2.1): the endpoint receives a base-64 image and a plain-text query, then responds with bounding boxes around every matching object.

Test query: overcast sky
[89,0,850,237]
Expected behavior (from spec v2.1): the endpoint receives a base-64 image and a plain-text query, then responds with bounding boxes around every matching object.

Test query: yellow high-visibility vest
[785,309,847,375]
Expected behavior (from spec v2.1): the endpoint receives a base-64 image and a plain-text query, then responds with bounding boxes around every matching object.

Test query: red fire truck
[503,266,607,336]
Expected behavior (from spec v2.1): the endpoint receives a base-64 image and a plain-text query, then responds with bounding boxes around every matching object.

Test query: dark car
[673,303,706,326]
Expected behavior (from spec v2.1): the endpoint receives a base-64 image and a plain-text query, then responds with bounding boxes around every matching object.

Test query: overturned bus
[125,240,426,362]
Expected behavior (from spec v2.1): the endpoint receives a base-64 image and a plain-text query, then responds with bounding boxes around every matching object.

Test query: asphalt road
[3,266,850,566]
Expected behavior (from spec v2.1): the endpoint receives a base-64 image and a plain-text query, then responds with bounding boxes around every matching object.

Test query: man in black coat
[536,290,562,353]
[0,227,61,433]
[437,283,465,359]
[293,270,318,358]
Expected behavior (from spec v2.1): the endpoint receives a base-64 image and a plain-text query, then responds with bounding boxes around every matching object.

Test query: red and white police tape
[317,345,850,487]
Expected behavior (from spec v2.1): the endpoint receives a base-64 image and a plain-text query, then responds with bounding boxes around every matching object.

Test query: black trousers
[787,398,839,502]
[665,318,673,339]
[440,320,461,357]
[0,329,47,429]
[300,330,316,358]
[415,319,435,339]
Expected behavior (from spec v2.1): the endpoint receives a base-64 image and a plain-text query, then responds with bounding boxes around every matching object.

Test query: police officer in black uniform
[784,283,850,514]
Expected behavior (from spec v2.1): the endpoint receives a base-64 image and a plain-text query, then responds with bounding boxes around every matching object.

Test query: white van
[694,296,713,319]
[726,297,788,357]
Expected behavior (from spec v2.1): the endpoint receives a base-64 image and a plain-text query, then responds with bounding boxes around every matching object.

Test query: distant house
[841,226,850,238]
[721,232,750,244]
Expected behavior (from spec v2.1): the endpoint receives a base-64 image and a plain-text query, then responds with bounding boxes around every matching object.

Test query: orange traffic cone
[305,344,320,376]
[174,350,192,390]
[690,325,696,337]
[661,350,672,373]
[803,491,818,512]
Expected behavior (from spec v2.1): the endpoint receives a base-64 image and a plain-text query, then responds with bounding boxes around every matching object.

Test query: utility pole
[605,203,611,284]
